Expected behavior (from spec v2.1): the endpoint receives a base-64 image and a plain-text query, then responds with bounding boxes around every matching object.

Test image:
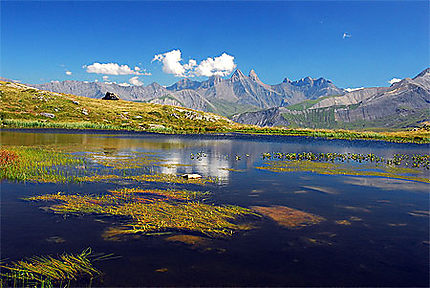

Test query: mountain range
[30,68,429,129]
[233,68,430,129]
[32,69,344,117]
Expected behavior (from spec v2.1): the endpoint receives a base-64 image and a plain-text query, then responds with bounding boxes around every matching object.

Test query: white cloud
[389,78,402,85]
[195,53,236,77]
[152,50,188,77]
[342,32,351,39]
[85,62,151,76]
[152,50,236,77]
[345,87,364,92]
[129,76,143,86]
[65,71,72,75]
[102,76,109,81]
[118,82,131,87]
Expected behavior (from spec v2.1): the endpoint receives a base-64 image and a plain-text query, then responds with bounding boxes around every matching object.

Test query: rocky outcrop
[102,92,120,100]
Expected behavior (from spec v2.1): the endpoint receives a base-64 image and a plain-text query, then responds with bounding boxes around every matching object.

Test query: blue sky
[1,1,428,88]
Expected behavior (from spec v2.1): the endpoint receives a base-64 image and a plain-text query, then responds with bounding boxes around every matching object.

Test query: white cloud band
[85,62,151,76]
[153,50,236,77]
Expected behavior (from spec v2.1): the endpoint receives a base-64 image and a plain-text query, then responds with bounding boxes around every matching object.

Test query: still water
[1,130,429,287]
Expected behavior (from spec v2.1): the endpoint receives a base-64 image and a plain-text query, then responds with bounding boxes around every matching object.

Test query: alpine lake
[1,129,429,287]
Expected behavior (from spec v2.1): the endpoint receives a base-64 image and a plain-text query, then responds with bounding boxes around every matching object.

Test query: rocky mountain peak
[248,69,259,81]
[230,69,247,82]
[166,78,200,91]
[413,68,430,80]
[293,77,314,86]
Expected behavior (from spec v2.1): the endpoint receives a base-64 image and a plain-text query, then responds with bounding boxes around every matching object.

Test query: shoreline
[2,127,429,146]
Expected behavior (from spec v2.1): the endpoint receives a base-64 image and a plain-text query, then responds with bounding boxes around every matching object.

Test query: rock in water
[181,173,202,179]
[102,92,120,100]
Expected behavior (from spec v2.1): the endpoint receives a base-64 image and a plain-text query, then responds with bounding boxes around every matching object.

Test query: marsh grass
[0,146,84,182]
[235,127,430,144]
[256,160,430,183]
[108,187,211,201]
[25,187,258,239]
[0,248,101,287]
[75,173,217,185]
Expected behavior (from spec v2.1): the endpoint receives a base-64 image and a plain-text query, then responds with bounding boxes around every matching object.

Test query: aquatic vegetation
[118,202,256,238]
[302,237,333,246]
[338,205,371,213]
[109,187,211,201]
[235,126,430,144]
[251,206,325,229]
[219,167,246,172]
[256,160,430,183]
[260,151,430,169]
[165,234,209,246]
[335,220,352,225]
[76,172,217,185]
[0,146,84,182]
[25,188,258,239]
[89,152,165,169]
[0,248,101,287]
[45,236,66,243]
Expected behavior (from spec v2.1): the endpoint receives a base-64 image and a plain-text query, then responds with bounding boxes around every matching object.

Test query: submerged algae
[251,205,325,229]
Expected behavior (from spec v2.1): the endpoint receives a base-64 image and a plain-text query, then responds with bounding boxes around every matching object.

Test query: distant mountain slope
[233,68,430,129]
[31,70,344,117]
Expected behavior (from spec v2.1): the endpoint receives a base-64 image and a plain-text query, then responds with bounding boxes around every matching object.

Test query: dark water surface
[1,130,429,287]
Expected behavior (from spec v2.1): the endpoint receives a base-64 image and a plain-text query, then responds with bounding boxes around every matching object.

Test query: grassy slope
[1,81,429,143]
[0,81,241,133]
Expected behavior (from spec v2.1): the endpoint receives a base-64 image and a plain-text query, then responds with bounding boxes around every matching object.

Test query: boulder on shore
[102,92,120,100]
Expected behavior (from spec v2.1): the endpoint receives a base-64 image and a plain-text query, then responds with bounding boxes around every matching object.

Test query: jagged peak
[230,69,246,82]
[149,82,162,87]
[413,68,430,80]
[248,69,260,81]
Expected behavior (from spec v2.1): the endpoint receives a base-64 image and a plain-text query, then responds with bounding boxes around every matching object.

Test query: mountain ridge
[233,68,430,129]
[31,70,345,117]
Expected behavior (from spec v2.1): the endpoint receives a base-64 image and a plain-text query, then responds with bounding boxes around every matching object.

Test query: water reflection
[343,176,430,192]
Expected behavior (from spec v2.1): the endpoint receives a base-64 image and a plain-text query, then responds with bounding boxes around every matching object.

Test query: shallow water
[1,130,429,287]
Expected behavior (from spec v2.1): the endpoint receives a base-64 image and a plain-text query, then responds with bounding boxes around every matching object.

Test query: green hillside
[0,81,241,133]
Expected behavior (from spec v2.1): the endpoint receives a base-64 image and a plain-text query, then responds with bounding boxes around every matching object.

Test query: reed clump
[0,248,101,287]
